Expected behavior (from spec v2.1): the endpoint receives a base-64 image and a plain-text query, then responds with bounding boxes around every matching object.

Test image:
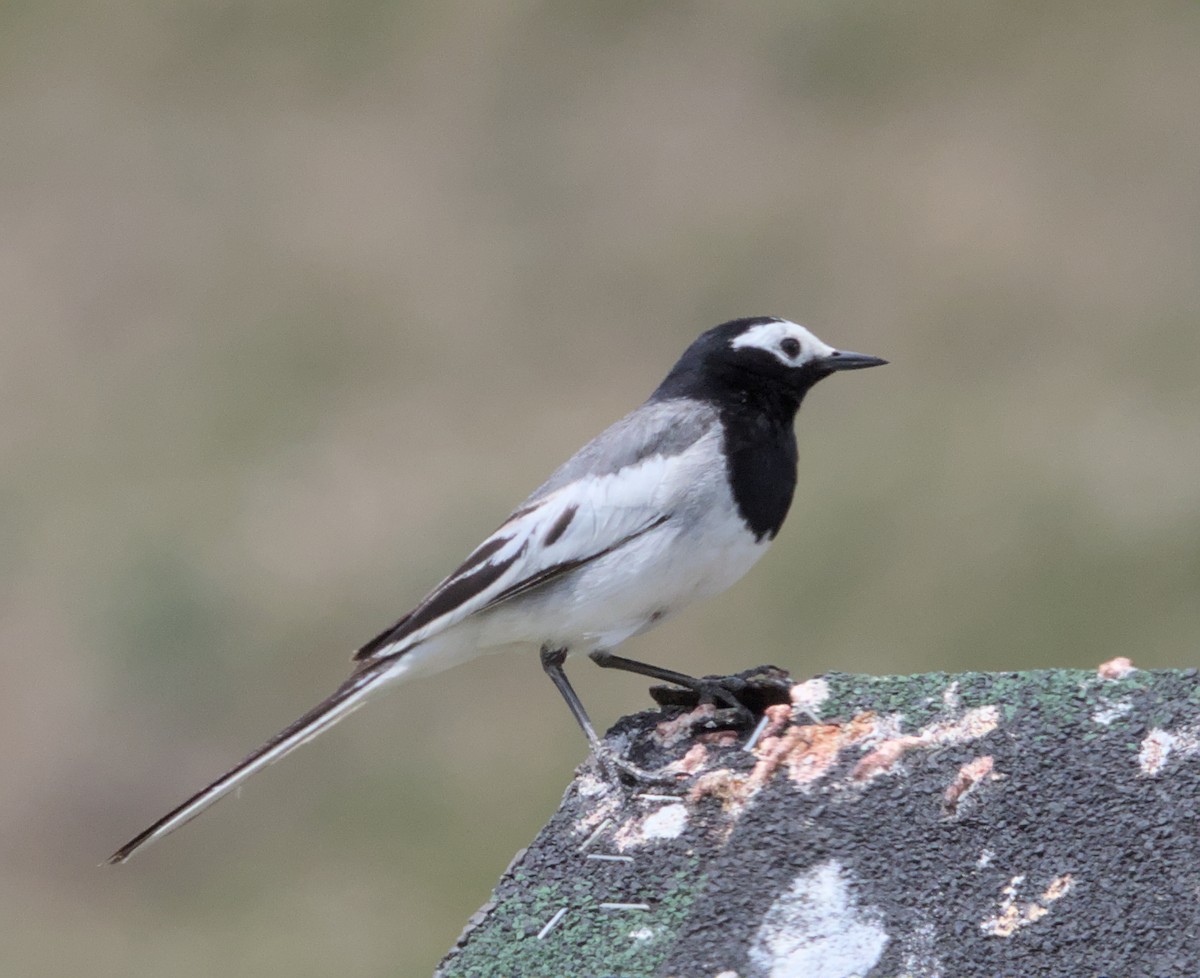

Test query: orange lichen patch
[759,702,793,741]
[678,703,1001,820]
[686,717,865,814]
[696,729,741,747]
[743,713,882,792]
[745,726,810,793]
[687,768,749,809]
[981,873,1074,937]
[853,706,1000,782]
[843,711,882,741]
[781,723,853,786]
[654,704,717,747]
[665,743,710,776]
[943,755,996,814]
[1097,656,1136,679]
[852,739,908,781]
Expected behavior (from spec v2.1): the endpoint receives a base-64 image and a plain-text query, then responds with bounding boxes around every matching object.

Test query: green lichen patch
[441,865,702,978]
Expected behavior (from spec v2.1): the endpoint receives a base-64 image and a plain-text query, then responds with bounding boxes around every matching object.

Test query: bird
[109,316,885,863]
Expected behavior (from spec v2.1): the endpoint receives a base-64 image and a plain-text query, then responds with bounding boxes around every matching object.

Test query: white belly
[388,429,775,681]
[472,507,768,653]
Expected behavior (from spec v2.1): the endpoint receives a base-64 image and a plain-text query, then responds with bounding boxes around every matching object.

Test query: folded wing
[354,484,667,662]
[355,399,719,663]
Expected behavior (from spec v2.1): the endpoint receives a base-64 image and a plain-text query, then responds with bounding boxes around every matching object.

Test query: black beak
[822,349,888,371]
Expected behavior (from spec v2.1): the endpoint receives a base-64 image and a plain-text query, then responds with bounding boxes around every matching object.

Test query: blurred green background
[4,2,1199,975]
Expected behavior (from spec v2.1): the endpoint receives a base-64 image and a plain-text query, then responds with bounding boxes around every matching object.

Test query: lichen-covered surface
[435,663,1200,978]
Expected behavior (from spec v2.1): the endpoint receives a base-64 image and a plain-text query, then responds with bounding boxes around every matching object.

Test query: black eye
[780,337,801,358]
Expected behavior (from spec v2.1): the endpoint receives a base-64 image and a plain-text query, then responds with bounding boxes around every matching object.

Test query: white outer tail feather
[108,660,398,864]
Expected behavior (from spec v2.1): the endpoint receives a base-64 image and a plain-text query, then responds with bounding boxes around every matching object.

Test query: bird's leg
[588,649,755,726]
[540,646,672,784]
[540,646,601,748]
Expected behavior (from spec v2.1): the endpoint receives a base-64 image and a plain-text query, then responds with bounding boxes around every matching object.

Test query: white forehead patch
[729,319,836,367]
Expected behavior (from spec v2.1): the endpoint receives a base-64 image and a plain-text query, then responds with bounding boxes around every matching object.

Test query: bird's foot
[589,743,677,786]
[690,676,757,727]
[648,664,793,719]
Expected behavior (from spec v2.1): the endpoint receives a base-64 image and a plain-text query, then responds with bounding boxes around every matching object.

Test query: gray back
[528,397,720,502]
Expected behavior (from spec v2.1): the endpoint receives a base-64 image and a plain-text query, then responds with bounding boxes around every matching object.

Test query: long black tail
[108,660,396,864]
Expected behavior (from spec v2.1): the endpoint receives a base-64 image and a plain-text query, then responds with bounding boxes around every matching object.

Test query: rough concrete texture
[435,663,1200,978]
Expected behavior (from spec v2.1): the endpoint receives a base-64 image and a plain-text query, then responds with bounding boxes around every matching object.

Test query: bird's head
[654,317,887,406]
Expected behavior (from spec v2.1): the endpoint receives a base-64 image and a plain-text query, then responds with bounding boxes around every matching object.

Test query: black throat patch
[718,395,799,542]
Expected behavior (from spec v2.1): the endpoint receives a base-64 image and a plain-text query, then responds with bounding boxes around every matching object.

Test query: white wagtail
[109,317,885,863]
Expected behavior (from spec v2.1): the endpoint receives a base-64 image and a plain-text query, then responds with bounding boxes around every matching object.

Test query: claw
[590,744,677,785]
[692,677,755,726]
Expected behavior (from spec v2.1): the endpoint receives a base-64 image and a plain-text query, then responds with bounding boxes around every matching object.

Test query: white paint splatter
[576,773,609,798]
[1091,700,1132,726]
[900,922,942,978]
[641,802,688,840]
[748,861,889,978]
[790,677,830,718]
[1139,723,1200,777]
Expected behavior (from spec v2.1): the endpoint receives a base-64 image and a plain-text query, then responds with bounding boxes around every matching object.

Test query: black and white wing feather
[354,398,719,662]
